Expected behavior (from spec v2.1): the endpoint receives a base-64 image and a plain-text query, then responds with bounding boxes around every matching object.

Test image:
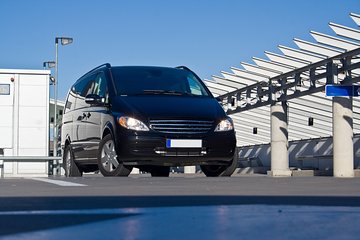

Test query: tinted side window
[73,74,96,97]
[93,72,107,96]
[93,72,109,103]
[73,78,87,96]
[82,75,97,97]
[64,89,76,113]
[73,73,97,110]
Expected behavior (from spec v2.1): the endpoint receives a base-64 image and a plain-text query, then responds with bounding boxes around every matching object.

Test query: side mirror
[85,94,104,105]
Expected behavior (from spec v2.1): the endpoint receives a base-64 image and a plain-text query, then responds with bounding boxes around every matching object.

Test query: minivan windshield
[111,66,211,97]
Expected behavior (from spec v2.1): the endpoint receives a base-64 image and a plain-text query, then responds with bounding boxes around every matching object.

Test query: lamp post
[54,37,73,157]
[43,61,56,157]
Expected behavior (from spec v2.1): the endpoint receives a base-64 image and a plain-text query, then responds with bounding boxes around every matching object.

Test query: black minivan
[61,64,237,177]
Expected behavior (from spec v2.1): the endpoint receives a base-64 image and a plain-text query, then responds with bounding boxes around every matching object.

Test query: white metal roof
[350,13,360,26]
[49,99,66,107]
[205,12,360,147]
[0,69,51,75]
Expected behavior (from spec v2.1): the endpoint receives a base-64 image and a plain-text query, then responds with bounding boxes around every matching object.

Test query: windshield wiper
[143,90,184,96]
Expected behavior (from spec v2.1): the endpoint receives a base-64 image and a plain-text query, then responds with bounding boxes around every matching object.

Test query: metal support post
[269,101,292,177]
[53,40,59,157]
[0,149,4,178]
[333,96,354,177]
[0,160,4,178]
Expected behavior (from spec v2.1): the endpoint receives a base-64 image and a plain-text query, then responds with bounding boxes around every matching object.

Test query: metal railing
[0,156,62,178]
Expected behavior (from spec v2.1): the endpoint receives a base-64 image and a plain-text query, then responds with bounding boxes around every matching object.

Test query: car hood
[112,95,226,121]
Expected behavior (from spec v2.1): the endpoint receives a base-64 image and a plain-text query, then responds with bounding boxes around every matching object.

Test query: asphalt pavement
[1,174,360,239]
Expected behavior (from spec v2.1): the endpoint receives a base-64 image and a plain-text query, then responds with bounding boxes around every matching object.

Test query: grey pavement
[1,173,360,197]
[1,174,360,239]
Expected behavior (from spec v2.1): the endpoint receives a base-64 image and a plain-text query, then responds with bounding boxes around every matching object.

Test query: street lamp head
[61,37,73,45]
[55,37,73,46]
[43,61,56,69]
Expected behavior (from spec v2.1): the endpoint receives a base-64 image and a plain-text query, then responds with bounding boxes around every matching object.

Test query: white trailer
[0,69,51,177]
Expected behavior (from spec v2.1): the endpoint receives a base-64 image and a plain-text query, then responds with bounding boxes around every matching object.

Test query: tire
[63,145,82,177]
[150,166,170,177]
[97,134,132,177]
[200,151,238,177]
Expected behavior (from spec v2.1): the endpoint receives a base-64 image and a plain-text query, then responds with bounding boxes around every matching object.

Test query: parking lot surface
[1,174,360,239]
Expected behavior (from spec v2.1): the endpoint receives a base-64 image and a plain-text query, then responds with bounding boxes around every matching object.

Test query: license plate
[166,139,202,148]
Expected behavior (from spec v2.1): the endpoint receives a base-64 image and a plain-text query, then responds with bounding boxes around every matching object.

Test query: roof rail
[176,65,203,81]
[78,63,112,79]
[176,65,192,71]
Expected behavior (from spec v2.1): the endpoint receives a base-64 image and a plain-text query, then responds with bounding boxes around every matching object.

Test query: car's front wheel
[97,134,132,177]
[200,152,238,177]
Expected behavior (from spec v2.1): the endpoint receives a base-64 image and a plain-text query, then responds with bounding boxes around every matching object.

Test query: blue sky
[0,0,359,100]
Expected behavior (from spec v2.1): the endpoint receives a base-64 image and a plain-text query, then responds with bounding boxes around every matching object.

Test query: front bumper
[114,128,236,167]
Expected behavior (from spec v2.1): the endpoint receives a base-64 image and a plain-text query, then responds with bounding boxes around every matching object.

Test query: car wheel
[200,152,238,177]
[97,134,132,177]
[150,166,170,177]
[63,145,82,177]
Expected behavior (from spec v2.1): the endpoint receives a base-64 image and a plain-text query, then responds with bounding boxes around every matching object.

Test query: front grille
[149,120,214,134]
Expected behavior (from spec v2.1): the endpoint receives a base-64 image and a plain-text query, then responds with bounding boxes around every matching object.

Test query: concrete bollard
[333,96,354,177]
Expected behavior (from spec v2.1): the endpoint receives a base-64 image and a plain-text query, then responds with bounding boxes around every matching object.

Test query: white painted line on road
[28,178,87,187]
[0,208,139,215]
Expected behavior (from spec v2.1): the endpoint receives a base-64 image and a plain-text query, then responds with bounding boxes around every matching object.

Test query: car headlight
[215,118,234,132]
[118,117,149,131]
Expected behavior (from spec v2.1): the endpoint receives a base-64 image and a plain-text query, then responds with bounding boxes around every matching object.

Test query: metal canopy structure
[204,13,360,147]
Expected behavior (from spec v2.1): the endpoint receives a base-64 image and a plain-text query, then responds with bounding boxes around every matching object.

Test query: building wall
[238,134,360,171]
[0,74,14,150]
[0,69,50,177]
